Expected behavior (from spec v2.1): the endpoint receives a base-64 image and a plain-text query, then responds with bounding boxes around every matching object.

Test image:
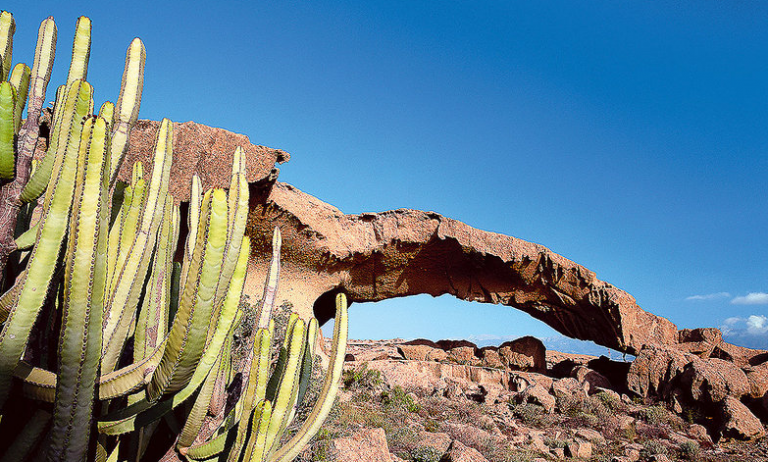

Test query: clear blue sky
[6,1,768,351]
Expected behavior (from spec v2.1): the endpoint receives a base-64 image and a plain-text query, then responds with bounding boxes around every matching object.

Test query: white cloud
[731,292,768,305]
[685,292,730,301]
[746,315,768,335]
[719,315,768,349]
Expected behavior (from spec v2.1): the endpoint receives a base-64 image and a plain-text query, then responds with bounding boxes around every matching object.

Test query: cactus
[0,11,348,462]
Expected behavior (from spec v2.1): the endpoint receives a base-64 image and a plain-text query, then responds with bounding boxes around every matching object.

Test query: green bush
[594,390,622,411]
[543,437,568,449]
[381,386,421,413]
[410,446,443,462]
[510,403,551,427]
[641,439,669,458]
[679,440,700,459]
[343,362,384,389]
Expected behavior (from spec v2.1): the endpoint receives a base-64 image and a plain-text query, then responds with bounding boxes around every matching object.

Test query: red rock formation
[123,120,679,356]
[246,182,678,355]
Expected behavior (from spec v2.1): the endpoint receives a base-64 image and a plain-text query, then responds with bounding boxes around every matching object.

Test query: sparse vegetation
[382,386,421,413]
[342,362,384,389]
[410,446,442,462]
[679,440,701,459]
[299,340,764,462]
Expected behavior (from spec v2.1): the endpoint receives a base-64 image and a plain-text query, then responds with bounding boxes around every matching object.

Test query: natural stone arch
[124,120,678,356]
[244,182,677,356]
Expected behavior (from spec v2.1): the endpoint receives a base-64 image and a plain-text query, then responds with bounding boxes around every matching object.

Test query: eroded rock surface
[246,182,678,355]
[122,119,680,355]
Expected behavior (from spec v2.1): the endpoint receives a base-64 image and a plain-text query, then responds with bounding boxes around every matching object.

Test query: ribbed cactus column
[0,11,349,461]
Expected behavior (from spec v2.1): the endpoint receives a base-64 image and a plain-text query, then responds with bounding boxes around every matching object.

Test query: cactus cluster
[0,12,348,462]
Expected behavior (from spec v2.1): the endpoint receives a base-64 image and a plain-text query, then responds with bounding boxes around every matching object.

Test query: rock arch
[123,120,678,356]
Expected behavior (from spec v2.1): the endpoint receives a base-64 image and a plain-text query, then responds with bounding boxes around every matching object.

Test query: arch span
[244,182,678,356]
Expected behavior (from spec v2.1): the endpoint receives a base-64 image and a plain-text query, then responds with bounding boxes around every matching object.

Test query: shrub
[641,439,669,458]
[509,402,558,428]
[679,440,700,459]
[556,393,610,429]
[387,426,421,458]
[342,362,383,389]
[594,390,622,411]
[410,446,443,462]
[641,404,670,425]
[381,386,421,413]
[543,437,568,449]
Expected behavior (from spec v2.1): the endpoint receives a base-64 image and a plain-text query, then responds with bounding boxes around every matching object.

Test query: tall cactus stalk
[0,10,348,462]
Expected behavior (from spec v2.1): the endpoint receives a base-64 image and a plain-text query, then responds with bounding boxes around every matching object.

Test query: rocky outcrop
[497,336,546,372]
[246,182,678,356]
[330,428,397,462]
[440,440,489,462]
[123,119,679,355]
[122,119,289,202]
[719,397,766,440]
[121,120,768,441]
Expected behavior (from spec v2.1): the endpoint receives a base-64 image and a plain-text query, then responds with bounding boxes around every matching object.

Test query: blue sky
[5,2,768,351]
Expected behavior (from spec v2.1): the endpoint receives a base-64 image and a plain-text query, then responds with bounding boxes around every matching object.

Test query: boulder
[437,340,478,351]
[479,348,504,369]
[404,338,440,348]
[551,377,588,399]
[711,342,768,368]
[517,383,556,413]
[447,347,480,365]
[417,431,452,454]
[687,424,712,445]
[680,357,750,404]
[719,396,766,440]
[565,440,593,458]
[744,362,768,399]
[398,344,448,362]
[439,440,488,462]
[331,428,394,462]
[498,336,546,372]
[626,345,692,399]
[547,350,596,370]
[571,365,612,394]
[509,372,554,393]
[677,328,723,358]
[575,428,606,444]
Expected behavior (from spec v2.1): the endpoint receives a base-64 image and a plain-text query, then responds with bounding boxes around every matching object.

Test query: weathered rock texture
[125,120,679,356]
[122,119,289,202]
[246,183,678,355]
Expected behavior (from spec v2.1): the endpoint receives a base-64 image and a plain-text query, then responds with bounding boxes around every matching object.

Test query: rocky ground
[287,334,768,462]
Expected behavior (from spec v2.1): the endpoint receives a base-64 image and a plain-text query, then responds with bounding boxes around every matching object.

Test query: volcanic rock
[718,396,766,440]
[565,440,593,458]
[331,428,395,462]
[498,336,546,372]
[626,345,692,399]
[417,431,452,454]
[122,120,679,355]
[397,344,448,362]
[517,383,556,413]
[677,328,723,358]
[439,440,489,462]
[680,357,750,404]
[479,348,504,369]
[122,119,288,202]
[571,365,612,394]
